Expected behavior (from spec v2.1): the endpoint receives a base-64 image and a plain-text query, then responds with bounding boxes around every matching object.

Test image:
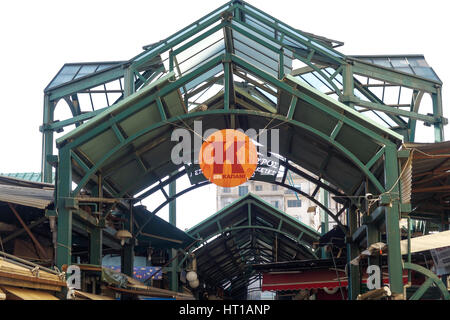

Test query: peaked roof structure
[186,193,320,298]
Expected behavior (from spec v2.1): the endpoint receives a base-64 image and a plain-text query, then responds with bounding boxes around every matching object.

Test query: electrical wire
[327,243,345,300]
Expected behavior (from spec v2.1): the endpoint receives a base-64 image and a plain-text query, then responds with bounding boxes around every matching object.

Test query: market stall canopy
[0,175,54,210]
[133,205,196,249]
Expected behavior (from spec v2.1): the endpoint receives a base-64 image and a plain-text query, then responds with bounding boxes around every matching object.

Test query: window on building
[271,200,279,209]
[255,185,263,191]
[239,186,249,196]
[285,184,301,194]
[223,188,231,193]
[272,185,278,191]
[287,200,302,208]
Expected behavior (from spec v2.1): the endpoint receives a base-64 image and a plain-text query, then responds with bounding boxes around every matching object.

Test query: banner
[431,246,450,276]
[185,152,280,186]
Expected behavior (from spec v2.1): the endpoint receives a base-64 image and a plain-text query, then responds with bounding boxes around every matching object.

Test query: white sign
[431,246,450,276]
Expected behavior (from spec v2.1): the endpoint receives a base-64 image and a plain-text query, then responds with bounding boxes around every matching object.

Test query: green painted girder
[403,262,450,300]
[384,145,404,294]
[351,98,437,124]
[135,176,346,249]
[131,1,343,75]
[57,53,401,199]
[40,107,108,132]
[132,3,233,70]
[352,79,406,127]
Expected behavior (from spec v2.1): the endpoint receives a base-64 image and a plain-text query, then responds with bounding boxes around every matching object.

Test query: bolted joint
[221,10,234,22]
[46,155,59,168]
[65,198,79,210]
[379,194,393,207]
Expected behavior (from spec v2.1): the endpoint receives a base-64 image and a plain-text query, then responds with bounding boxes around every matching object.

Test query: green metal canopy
[133,205,196,249]
[55,60,402,201]
[41,0,449,298]
[186,193,321,298]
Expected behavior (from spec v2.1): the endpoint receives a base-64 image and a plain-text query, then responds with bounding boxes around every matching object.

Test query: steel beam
[89,227,102,266]
[347,206,360,300]
[8,203,48,260]
[41,95,54,183]
[169,179,178,292]
[384,146,404,295]
[56,148,73,268]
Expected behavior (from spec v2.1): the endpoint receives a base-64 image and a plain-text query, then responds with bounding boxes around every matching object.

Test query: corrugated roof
[402,141,450,221]
[0,172,55,184]
[0,176,54,209]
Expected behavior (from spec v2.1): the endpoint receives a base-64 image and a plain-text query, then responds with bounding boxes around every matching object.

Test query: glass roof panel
[370,58,392,68]
[395,66,415,75]
[59,65,81,75]
[390,57,410,67]
[74,65,99,79]
[407,57,429,67]
[414,67,439,81]
[232,20,280,49]
[246,15,275,38]
[353,55,441,83]
[282,35,308,50]
[46,62,123,90]
[232,27,292,78]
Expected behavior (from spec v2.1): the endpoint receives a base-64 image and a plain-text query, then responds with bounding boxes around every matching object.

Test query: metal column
[346,206,360,300]
[169,180,179,292]
[89,227,103,266]
[41,94,54,183]
[320,189,330,259]
[384,146,404,295]
[56,148,73,268]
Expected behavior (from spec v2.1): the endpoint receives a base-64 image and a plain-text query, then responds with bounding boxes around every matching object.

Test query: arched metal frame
[132,180,322,259]
[183,193,322,295]
[403,262,450,300]
[55,54,404,294]
[48,0,432,299]
[193,225,319,259]
[62,70,396,197]
[130,167,347,241]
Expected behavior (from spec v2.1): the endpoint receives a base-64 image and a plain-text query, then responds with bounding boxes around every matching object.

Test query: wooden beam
[412,185,450,193]
[2,216,47,244]
[74,197,119,204]
[7,203,48,260]
[140,232,183,244]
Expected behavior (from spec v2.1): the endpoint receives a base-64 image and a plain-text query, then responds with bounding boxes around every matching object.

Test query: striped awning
[262,269,408,291]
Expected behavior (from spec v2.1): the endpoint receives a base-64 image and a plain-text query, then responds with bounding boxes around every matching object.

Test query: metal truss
[40,0,448,299]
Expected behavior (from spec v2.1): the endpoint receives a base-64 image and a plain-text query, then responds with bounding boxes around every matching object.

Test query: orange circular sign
[199,129,258,188]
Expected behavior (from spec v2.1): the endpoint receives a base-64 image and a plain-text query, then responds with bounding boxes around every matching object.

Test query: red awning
[262,269,408,291]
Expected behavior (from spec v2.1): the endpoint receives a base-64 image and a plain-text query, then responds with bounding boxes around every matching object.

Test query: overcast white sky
[0,0,449,230]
